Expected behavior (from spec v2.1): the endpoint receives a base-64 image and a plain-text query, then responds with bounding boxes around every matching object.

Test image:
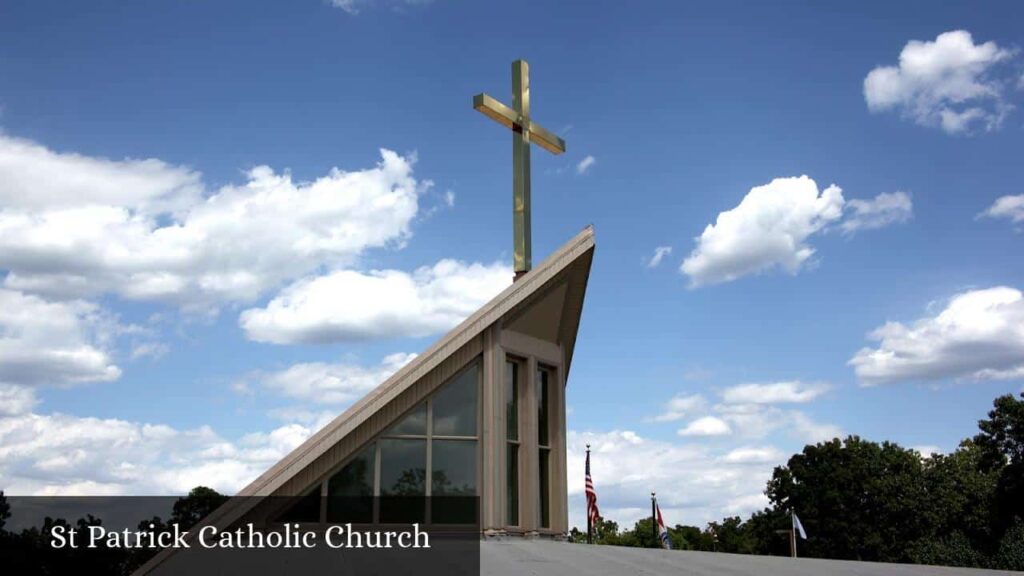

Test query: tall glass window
[505,360,520,526]
[301,358,480,526]
[326,443,374,523]
[430,364,478,524]
[537,366,552,529]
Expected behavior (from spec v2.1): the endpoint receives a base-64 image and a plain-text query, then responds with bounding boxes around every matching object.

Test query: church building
[227,225,594,537]
[137,60,588,574]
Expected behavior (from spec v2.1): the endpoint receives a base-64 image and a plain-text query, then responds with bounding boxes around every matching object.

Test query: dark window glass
[505,361,518,442]
[539,448,550,528]
[431,439,478,524]
[506,443,519,526]
[276,488,320,523]
[379,438,426,523]
[432,363,478,437]
[537,368,550,447]
[326,443,374,523]
[385,403,427,436]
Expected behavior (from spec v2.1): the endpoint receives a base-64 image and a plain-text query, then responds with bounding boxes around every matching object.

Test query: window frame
[282,357,481,528]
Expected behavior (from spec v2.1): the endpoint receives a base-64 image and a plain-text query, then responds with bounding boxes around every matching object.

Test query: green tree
[742,508,790,556]
[766,436,929,562]
[169,486,229,530]
[994,519,1024,571]
[906,532,987,569]
[706,516,755,554]
[974,392,1024,535]
[669,524,711,551]
[0,490,9,533]
[919,440,998,547]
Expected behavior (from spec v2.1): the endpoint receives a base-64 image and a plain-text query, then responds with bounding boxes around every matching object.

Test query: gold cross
[474,60,566,277]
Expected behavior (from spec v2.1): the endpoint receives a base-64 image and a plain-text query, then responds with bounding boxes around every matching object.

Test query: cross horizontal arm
[526,120,567,156]
[473,93,567,155]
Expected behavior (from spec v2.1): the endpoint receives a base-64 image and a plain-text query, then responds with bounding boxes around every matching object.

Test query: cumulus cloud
[0,136,421,312]
[721,381,830,405]
[0,133,202,215]
[981,194,1024,225]
[248,353,416,404]
[653,383,839,447]
[0,384,37,417]
[0,289,121,388]
[650,393,706,422]
[722,446,784,464]
[680,176,844,286]
[567,430,781,530]
[646,246,672,268]
[678,416,732,437]
[864,30,1017,134]
[841,191,913,234]
[714,402,841,444]
[0,397,311,495]
[576,155,596,175]
[850,286,1024,385]
[240,259,511,344]
[681,177,912,287]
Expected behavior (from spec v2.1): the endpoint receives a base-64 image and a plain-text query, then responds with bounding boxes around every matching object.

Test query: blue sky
[1,0,1023,527]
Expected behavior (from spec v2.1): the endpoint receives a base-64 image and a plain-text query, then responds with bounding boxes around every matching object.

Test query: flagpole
[586,444,593,545]
[651,492,657,546]
[790,510,797,558]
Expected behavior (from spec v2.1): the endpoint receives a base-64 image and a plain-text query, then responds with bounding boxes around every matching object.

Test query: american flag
[585,447,600,526]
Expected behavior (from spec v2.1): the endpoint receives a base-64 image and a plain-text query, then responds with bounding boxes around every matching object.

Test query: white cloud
[841,191,913,234]
[646,246,672,268]
[864,30,1017,134]
[330,0,433,15]
[681,177,913,287]
[251,353,416,405]
[654,383,839,445]
[850,286,1024,385]
[722,446,784,464]
[910,445,943,458]
[0,384,37,417]
[788,412,844,444]
[567,430,780,530]
[0,288,121,388]
[651,393,706,422]
[678,416,732,437]
[981,194,1024,224]
[240,259,511,344]
[0,136,421,312]
[129,341,170,361]
[680,176,844,287]
[712,403,840,444]
[721,381,830,405]
[576,155,596,175]
[0,133,202,215]
[0,402,311,495]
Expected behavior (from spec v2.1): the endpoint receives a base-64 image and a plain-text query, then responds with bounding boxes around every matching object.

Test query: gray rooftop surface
[481,540,1021,576]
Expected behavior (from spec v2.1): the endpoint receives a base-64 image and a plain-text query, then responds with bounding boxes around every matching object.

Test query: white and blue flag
[792,511,807,540]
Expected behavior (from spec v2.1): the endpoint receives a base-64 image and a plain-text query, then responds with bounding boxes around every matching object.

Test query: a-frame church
[231,224,593,537]
[136,60,592,574]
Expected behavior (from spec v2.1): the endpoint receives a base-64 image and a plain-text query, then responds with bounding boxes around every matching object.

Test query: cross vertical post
[511,60,532,276]
[473,60,566,279]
